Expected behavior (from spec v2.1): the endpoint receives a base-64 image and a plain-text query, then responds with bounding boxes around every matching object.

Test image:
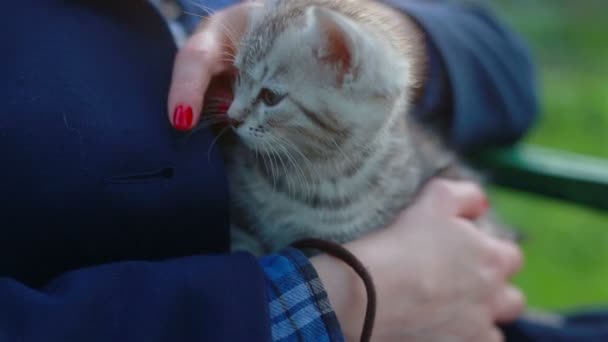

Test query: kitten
[215,0,507,255]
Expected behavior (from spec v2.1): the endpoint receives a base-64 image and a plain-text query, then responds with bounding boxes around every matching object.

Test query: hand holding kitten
[167,2,259,130]
[313,179,524,342]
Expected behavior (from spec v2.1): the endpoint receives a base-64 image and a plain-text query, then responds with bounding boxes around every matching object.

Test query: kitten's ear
[305,7,362,85]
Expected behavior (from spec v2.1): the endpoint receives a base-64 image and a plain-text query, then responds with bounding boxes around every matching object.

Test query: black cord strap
[292,238,377,342]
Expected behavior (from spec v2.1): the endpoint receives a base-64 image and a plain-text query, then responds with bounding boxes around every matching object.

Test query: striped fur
[223,0,455,254]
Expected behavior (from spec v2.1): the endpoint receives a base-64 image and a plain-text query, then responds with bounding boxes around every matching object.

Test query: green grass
[481,0,608,310]
[490,187,608,310]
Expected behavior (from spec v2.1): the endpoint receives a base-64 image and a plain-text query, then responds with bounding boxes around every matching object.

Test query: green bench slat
[469,145,608,211]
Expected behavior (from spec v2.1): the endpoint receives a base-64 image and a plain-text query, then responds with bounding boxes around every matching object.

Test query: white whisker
[207,126,231,163]
[185,2,241,50]
[273,135,318,201]
[270,135,309,198]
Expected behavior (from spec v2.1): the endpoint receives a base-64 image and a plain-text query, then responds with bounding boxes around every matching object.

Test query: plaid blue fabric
[260,248,345,342]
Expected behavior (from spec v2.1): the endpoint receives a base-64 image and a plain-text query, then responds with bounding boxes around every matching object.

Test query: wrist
[310,243,369,340]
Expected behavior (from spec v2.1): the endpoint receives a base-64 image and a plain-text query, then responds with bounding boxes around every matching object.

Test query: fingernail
[173,104,194,131]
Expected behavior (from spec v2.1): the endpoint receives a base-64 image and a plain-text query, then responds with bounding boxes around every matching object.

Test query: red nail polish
[173,104,194,131]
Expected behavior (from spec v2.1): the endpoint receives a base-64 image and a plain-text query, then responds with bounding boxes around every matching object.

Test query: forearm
[0,254,270,342]
[385,0,540,150]
[310,244,368,341]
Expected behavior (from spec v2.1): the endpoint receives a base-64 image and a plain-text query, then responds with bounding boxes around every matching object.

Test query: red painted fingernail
[173,104,194,131]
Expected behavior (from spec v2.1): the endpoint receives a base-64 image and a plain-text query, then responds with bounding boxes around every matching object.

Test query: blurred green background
[482,0,608,311]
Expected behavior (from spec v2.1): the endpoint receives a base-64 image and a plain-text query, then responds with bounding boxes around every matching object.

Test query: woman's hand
[312,179,524,341]
[167,2,258,131]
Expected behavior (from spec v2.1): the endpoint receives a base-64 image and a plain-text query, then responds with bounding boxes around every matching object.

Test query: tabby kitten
[218,0,494,254]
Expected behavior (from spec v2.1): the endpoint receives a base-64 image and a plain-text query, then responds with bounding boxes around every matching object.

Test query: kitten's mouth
[201,95,233,134]
[200,74,235,132]
[202,93,232,116]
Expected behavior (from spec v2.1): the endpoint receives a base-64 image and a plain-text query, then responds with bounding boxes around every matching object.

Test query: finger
[492,286,525,323]
[424,179,489,219]
[168,32,218,130]
[485,237,524,277]
[167,4,255,131]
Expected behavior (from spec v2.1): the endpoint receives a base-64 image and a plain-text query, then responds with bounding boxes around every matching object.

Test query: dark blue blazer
[0,0,538,341]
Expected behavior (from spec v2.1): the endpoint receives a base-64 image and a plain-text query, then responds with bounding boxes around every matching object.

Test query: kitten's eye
[258,88,285,107]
